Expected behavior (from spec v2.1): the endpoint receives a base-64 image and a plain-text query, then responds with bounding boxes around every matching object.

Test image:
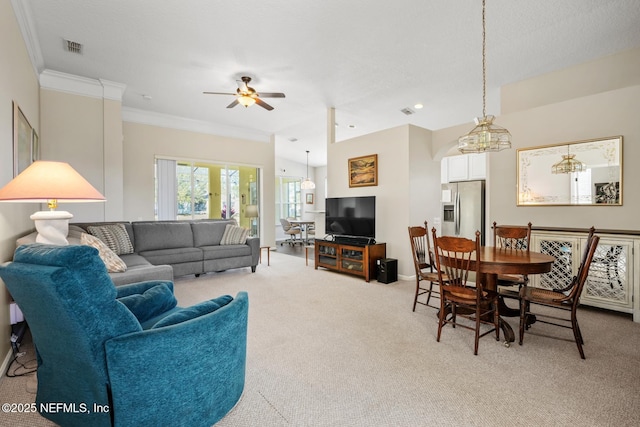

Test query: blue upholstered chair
[0,244,248,427]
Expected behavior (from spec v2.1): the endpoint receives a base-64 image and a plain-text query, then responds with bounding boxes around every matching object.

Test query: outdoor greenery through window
[156,158,260,235]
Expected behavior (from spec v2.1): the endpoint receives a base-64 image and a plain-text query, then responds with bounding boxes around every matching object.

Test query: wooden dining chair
[408,221,442,310]
[432,229,500,355]
[519,229,599,359]
[493,221,532,296]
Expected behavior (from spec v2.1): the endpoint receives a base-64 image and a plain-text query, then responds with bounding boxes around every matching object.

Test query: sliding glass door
[156,158,260,235]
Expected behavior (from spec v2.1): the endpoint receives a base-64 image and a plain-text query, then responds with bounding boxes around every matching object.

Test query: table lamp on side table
[0,161,106,245]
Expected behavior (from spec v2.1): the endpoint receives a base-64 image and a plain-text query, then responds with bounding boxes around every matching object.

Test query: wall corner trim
[39,69,126,101]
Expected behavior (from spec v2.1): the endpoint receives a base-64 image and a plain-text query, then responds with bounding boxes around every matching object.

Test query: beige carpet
[1,251,640,426]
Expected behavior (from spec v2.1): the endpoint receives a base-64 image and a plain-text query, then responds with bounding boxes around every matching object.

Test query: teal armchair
[0,244,248,427]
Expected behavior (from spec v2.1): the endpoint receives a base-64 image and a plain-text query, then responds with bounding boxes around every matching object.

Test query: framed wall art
[13,101,35,177]
[348,154,378,188]
[306,193,314,204]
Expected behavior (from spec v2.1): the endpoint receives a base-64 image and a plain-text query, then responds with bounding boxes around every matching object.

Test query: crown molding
[121,107,271,143]
[39,70,126,101]
[11,0,44,77]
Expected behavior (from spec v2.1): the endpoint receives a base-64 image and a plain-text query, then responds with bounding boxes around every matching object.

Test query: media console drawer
[314,239,386,282]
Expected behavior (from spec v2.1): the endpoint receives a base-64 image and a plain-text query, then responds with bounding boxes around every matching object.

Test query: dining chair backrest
[408,224,430,274]
[569,234,599,303]
[575,226,596,283]
[431,229,481,292]
[408,221,437,273]
[280,218,293,232]
[493,221,532,250]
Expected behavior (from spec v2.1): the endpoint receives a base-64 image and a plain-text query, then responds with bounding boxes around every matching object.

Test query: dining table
[289,219,315,244]
[463,246,555,344]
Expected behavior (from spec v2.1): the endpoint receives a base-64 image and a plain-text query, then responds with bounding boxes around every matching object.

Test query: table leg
[481,272,516,343]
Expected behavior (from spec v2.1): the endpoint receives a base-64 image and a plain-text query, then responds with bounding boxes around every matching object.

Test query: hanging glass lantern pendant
[551,154,586,174]
[458,0,512,153]
[458,115,511,153]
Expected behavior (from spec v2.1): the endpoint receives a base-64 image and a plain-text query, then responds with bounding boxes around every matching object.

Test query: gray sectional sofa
[18,219,259,286]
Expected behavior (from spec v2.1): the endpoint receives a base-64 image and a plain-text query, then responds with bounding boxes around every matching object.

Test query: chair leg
[425,281,432,307]
[571,310,586,359]
[494,301,500,342]
[412,278,420,312]
[451,304,456,328]
[519,299,527,345]
[474,305,481,355]
[436,300,446,342]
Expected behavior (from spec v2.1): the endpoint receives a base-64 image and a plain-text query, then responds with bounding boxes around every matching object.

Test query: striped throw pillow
[220,224,249,245]
[87,224,134,255]
[81,233,127,273]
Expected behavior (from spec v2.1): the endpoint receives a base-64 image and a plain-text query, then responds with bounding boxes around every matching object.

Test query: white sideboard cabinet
[530,227,639,322]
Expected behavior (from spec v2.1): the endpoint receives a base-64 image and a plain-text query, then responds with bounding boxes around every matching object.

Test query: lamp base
[30,210,74,245]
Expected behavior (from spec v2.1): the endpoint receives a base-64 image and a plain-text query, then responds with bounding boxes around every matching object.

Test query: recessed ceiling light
[414,103,424,109]
[288,137,298,142]
[348,124,356,129]
[142,94,152,101]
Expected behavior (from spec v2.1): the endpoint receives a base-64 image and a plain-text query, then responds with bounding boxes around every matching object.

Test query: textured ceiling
[17,0,640,166]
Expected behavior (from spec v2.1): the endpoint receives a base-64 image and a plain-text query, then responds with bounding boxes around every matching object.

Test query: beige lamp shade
[0,160,105,203]
[0,161,106,245]
[245,205,259,218]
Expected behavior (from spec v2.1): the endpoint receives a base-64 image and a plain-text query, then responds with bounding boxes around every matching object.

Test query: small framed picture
[306,193,314,204]
[348,154,378,187]
[13,101,34,177]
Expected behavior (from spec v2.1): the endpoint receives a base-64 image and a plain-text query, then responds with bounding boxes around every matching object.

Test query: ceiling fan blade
[203,91,235,95]
[226,99,239,108]
[255,98,274,111]
[257,92,286,98]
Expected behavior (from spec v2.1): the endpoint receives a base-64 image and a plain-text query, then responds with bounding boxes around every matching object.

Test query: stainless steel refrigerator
[441,180,485,244]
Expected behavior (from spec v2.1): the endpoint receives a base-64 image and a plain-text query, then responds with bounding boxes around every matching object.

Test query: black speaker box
[377,258,398,284]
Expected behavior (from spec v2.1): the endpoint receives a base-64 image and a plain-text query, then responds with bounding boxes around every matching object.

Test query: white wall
[433,48,640,231]
[122,121,277,246]
[0,0,41,368]
[327,124,439,277]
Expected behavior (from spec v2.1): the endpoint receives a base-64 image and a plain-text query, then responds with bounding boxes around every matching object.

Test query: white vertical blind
[157,158,177,220]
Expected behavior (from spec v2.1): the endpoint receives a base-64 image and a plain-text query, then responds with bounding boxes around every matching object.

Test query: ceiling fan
[203,76,285,111]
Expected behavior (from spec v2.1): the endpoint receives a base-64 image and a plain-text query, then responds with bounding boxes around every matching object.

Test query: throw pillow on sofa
[87,223,134,255]
[220,224,249,245]
[81,233,127,273]
[118,283,178,323]
[151,294,233,328]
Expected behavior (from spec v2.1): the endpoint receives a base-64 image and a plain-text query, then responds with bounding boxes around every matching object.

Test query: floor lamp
[246,204,259,237]
[0,161,106,245]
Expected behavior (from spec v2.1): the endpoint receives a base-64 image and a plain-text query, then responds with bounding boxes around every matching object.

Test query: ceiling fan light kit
[204,76,285,111]
[458,0,512,154]
[238,95,256,107]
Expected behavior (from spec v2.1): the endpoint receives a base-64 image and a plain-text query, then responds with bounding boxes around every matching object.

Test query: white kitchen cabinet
[442,152,486,183]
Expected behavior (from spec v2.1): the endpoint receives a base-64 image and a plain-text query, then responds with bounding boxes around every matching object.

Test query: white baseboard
[0,348,13,379]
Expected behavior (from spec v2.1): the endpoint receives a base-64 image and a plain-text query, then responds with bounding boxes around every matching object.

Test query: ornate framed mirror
[517,136,622,206]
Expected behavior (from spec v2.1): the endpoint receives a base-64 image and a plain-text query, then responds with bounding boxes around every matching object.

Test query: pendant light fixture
[301,150,315,190]
[458,0,512,154]
[551,145,586,174]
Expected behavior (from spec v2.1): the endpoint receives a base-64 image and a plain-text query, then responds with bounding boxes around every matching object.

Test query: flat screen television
[325,196,376,239]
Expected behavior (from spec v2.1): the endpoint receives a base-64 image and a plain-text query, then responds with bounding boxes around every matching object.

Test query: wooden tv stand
[314,239,386,282]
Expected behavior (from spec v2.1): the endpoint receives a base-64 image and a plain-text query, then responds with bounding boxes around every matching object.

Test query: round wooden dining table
[472,247,555,343]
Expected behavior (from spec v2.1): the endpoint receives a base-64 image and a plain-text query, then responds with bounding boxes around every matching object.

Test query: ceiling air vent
[400,107,415,116]
[64,39,83,54]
